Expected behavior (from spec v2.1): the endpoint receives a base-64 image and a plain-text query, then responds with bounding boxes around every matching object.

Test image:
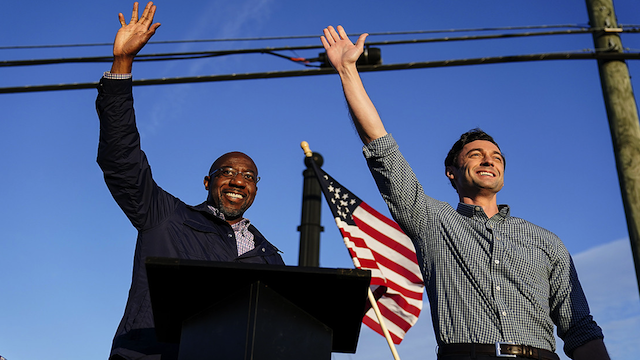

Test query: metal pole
[586,0,640,295]
[298,152,324,267]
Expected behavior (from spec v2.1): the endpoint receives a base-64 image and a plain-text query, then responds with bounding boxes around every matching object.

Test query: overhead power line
[1,27,627,68]
[2,51,639,94]
[0,24,600,51]
[1,23,638,94]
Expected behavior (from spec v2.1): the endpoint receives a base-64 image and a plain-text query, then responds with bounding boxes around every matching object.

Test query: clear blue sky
[1,0,639,359]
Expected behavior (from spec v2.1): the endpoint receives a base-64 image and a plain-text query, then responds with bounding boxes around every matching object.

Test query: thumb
[355,33,369,49]
[149,22,161,34]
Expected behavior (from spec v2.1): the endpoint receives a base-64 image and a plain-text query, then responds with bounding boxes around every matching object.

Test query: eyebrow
[465,148,504,159]
[219,166,256,174]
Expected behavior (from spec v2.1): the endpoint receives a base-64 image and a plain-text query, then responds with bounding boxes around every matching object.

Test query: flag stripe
[359,201,404,233]
[363,314,404,344]
[354,208,419,262]
[312,164,424,344]
[378,299,414,331]
[339,219,423,286]
[353,215,420,267]
[381,290,422,317]
[363,311,405,345]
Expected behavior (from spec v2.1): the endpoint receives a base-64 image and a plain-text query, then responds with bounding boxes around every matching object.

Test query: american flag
[310,163,424,344]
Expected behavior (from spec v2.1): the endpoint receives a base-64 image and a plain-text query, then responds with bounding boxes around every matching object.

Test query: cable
[0,47,318,67]
[0,28,617,68]
[1,51,638,94]
[0,24,596,51]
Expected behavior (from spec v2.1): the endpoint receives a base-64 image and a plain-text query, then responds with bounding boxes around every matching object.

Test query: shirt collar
[497,204,510,218]
[207,204,251,229]
[456,203,511,219]
[230,217,251,233]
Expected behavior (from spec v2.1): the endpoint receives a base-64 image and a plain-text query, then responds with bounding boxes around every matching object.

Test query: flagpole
[367,288,402,360]
[300,141,402,360]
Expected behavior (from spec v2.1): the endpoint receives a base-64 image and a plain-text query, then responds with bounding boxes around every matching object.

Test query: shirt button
[228,233,233,237]
[496,286,501,291]
[502,311,507,316]
[495,259,500,264]
[261,248,266,252]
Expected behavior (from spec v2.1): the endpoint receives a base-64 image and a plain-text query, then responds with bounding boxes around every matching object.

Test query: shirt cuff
[103,71,132,80]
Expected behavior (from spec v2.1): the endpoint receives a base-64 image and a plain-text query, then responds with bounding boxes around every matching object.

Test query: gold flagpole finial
[300,141,313,157]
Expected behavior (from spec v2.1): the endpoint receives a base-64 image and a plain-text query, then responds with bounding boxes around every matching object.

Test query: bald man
[96,3,284,359]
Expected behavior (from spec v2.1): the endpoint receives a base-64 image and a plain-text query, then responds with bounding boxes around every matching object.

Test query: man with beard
[96,3,284,359]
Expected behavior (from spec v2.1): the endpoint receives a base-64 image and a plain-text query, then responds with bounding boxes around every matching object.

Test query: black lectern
[145,257,371,360]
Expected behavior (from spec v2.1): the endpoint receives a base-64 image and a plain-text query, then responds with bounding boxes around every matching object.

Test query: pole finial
[301,141,313,157]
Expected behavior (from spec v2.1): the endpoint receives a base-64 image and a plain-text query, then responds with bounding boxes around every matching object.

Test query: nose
[228,172,247,186]
[481,154,495,167]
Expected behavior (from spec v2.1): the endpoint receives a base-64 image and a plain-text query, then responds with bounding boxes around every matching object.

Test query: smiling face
[446,140,505,199]
[204,152,258,224]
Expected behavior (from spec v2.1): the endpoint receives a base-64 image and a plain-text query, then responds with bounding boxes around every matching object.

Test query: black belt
[438,343,560,360]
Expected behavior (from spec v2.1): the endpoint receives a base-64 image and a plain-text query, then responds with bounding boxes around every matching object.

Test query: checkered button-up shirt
[103,72,132,80]
[363,134,603,357]
[207,205,255,256]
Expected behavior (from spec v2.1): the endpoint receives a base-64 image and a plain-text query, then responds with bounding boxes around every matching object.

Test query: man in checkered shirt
[321,25,610,360]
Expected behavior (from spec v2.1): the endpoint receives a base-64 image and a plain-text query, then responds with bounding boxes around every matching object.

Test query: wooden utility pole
[585,0,640,294]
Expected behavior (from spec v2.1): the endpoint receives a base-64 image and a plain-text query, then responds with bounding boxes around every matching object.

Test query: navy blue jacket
[96,78,284,360]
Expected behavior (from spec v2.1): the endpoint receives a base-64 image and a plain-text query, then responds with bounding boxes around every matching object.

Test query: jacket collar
[188,202,248,223]
[187,202,281,255]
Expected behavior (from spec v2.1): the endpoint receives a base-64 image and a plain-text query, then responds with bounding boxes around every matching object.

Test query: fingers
[119,2,158,31]
[337,25,348,40]
[323,25,362,47]
[322,26,346,48]
[320,35,329,50]
[327,26,340,43]
[130,2,139,24]
[139,2,157,27]
[322,27,334,46]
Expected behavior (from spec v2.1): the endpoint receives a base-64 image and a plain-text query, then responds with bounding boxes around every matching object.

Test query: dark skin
[110,2,160,74]
[204,152,259,224]
[109,3,260,225]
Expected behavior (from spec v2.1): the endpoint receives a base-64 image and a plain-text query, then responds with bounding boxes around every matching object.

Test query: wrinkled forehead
[210,152,258,174]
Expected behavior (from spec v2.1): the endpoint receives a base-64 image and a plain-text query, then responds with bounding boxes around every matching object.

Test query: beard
[217,203,247,220]
[208,192,250,221]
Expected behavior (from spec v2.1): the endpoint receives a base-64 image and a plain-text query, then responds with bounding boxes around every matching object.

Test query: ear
[203,176,210,190]
[445,166,456,181]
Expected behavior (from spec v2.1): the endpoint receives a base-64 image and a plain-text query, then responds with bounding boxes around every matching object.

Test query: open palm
[113,2,160,58]
[321,25,368,72]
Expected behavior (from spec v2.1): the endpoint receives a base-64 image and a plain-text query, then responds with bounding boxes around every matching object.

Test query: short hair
[444,128,505,188]
[208,151,257,177]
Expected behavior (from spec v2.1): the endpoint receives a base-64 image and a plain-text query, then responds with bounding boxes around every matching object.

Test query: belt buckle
[495,342,517,358]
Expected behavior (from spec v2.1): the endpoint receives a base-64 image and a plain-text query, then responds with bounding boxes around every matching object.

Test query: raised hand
[320,25,386,144]
[111,2,161,74]
[320,26,368,74]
